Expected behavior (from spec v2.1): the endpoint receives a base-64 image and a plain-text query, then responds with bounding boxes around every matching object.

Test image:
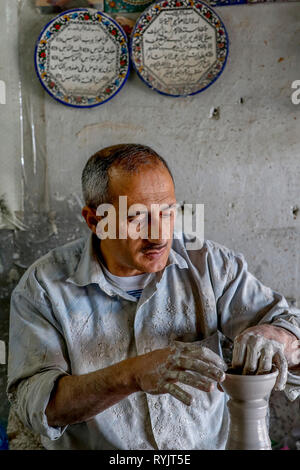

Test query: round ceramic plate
[35,8,130,108]
[130,0,229,97]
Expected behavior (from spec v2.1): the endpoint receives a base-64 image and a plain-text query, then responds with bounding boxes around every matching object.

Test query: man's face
[90,163,177,276]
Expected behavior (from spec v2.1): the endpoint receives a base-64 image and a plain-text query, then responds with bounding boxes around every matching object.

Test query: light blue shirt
[7,231,300,450]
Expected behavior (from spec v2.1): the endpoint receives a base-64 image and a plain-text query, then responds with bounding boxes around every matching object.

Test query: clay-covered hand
[133,341,227,406]
[232,331,288,390]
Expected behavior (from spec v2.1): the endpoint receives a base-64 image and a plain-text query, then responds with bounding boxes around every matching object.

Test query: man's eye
[128,215,147,224]
[128,217,139,224]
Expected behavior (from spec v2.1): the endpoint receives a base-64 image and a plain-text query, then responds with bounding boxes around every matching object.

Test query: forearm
[46,357,140,427]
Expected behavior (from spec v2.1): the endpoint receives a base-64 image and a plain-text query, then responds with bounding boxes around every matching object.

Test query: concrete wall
[0,0,299,445]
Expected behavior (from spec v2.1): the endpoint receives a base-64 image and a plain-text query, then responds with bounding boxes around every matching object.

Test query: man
[7,144,300,450]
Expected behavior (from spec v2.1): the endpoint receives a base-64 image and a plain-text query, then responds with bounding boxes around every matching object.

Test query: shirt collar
[66,232,188,289]
[66,232,105,287]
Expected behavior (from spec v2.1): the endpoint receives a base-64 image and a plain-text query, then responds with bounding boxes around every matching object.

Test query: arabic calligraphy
[142,10,217,86]
[48,23,117,94]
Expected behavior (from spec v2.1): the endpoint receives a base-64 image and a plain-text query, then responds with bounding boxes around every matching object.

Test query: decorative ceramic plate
[34,8,130,108]
[130,0,229,97]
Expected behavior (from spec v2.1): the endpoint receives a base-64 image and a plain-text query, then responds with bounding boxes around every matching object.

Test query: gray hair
[81,144,174,209]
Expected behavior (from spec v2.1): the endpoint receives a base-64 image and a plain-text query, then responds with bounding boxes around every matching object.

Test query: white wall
[1,0,300,304]
[0,0,23,225]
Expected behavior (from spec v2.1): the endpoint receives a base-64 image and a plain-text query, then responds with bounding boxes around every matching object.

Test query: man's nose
[147,212,171,243]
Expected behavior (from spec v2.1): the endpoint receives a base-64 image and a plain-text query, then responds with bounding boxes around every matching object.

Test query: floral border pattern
[35,9,129,108]
[130,0,229,97]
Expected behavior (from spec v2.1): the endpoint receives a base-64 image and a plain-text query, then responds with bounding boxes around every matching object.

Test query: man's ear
[82,206,100,234]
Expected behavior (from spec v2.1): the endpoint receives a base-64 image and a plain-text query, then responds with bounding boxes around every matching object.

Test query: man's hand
[46,342,227,427]
[132,342,228,406]
[232,324,298,391]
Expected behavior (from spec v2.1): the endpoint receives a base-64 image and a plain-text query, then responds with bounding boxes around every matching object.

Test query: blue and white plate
[130,0,229,97]
[35,8,130,108]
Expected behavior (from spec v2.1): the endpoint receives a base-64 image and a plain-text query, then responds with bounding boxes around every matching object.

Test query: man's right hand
[132,342,228,406]
[45,341,227,427]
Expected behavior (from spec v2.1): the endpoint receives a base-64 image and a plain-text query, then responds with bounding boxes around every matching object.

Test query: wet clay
[221,369,279,450]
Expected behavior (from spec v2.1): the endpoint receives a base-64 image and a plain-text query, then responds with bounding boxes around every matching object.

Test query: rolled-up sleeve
[7,281,71,440]
[216,250,300,400]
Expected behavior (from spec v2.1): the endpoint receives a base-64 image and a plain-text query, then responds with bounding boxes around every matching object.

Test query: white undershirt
[98,258,154,297]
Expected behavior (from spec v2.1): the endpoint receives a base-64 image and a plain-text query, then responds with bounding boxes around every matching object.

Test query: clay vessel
[221,369,278,450]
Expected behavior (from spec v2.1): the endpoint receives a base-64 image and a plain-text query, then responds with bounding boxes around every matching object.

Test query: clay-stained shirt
[7,231,300,450]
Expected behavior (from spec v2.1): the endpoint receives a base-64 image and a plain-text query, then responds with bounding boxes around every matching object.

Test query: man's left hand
[232,324,298,391]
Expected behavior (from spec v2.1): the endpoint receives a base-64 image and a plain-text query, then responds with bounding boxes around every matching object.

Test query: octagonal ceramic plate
[130,0,229,97]
[35,8,130,108]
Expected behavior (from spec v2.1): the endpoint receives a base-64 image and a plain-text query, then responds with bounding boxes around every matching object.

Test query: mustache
[142,242,168,252]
